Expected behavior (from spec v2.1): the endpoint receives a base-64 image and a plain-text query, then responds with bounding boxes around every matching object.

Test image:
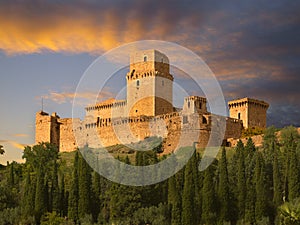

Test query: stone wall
[58,118,77,152]
[35,111,60,147]
[228,98,269,129]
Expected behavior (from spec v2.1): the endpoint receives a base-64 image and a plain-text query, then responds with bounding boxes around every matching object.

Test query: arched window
[188,101,190,108]
[144,56,147,62]
[136,80,140,87]
[238,112,241,120]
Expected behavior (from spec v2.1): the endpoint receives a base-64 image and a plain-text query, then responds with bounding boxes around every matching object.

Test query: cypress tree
[68,151,79,222]
[9,162,15,186]
[51,161,60,213]
[181,156,195,225]
[22,171,35,218]
[78,153,92,218]
[34,168,47,223]
[59,174,67,217]
[255,153,268,222]
[273,141,283,207]
[288,145,300,201]
[218,147,233,223]
[168,175,181,225]
[245,137,256,153]
[245,150,256,225]
[237,140,246,220]
[202,163,217,225]
[92,169,101,222]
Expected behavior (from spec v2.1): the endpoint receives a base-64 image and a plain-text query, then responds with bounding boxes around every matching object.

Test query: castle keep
[35,50,269,153]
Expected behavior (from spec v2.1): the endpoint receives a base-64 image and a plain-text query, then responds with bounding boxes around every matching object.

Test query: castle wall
[85,99,127,119]
[58,118,77,152]
[228,101,248,128]
[248,102,268,128]
[224,117,243,139]
[35,111,52,143]
[228,98,269,129]
[35,111,60,147]
[127,76,155,117]
[155,76,173,115]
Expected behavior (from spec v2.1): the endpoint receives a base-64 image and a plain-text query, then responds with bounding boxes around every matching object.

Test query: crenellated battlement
[86,99,126,112]
[126,69,173,82]
[228,97,269,109]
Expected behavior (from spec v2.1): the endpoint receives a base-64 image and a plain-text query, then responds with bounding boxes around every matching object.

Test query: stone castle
[35,50,269,153]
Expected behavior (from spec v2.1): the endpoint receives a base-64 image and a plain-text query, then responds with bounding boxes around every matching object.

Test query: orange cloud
[0,2,194,55]
[0,140,28,150]
[41,89,115,105]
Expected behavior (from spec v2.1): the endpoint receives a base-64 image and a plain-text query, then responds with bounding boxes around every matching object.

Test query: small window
[188,101,190,108]
[183,116,188,124]
[137,80,140,87]
[136,110,138,113]
[238,112,241,120]
[162,80,164,86]
[144,56,147,62]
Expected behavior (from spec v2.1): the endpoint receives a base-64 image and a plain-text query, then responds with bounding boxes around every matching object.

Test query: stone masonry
[35,50,268,153]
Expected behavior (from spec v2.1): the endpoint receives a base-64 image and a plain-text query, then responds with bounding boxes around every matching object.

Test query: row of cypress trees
[3,126,300,224]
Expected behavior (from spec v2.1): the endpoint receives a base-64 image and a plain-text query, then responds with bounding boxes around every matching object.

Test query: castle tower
[182,96,207,114]
[35,111,60,147]
[228,98,269,129]
[126,49,174,117]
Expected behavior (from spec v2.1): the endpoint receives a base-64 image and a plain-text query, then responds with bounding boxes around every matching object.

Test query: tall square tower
[228,98,269,129]
[126,50,174,117]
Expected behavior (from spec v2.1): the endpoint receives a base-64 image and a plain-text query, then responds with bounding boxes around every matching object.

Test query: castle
[35,50,269,153]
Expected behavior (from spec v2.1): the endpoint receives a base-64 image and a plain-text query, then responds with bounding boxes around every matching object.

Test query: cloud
[0,0,209,55]
[41,89,115,105]
[0,140,28,150]
[1,0,299,126]
[13,133,28,137]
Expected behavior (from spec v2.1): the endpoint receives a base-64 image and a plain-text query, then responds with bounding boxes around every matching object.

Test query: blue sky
[0,0,300,164]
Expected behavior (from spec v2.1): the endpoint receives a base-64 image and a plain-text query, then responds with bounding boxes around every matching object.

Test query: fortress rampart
[35,49,267,153]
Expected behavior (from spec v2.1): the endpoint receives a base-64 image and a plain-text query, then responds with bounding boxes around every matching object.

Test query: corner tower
[228,98,269,129]
[126,50,174,117]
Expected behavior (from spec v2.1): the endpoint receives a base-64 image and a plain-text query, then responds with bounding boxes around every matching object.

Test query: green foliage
[78,153,92,218]
[0,207,22,225]
[218,147,234,223]
[1,126,300,224]
[181,153,196,225]
[68,150,79,223]
[242,127,264,138]
[202,162,217,225]
[279,198,300,225]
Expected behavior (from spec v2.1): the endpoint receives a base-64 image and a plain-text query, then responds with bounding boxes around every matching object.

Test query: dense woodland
[0,126,300,225]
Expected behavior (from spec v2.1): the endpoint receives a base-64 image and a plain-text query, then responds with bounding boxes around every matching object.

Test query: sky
[0,0,300,164]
